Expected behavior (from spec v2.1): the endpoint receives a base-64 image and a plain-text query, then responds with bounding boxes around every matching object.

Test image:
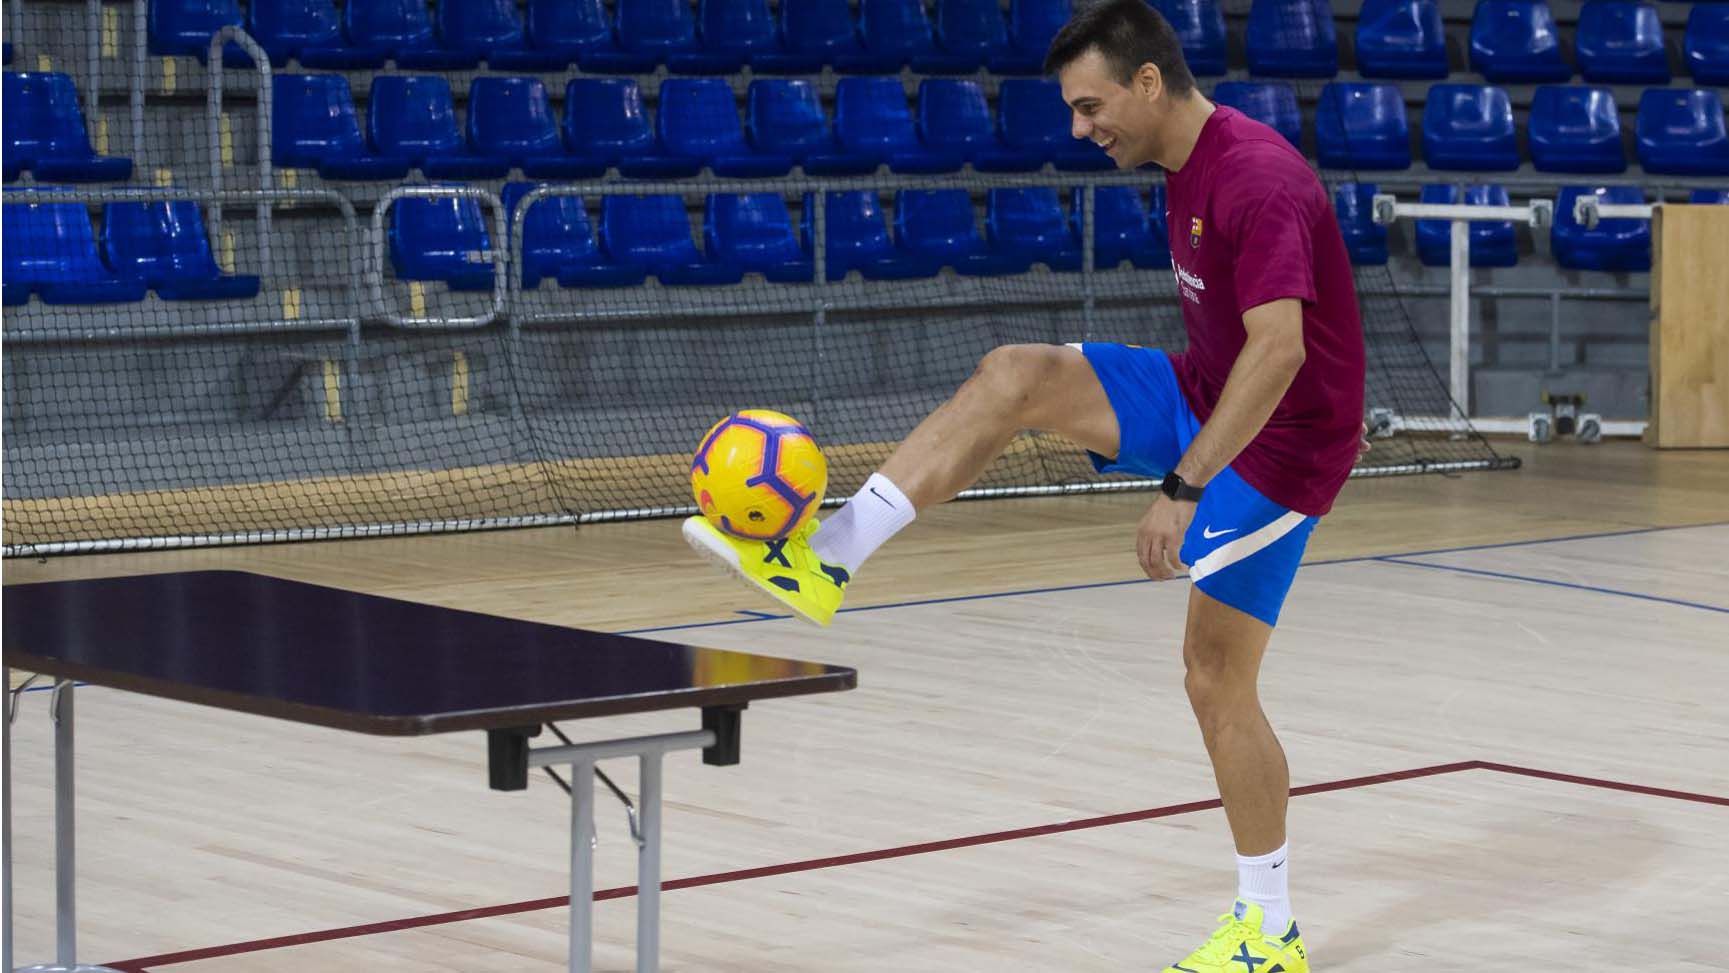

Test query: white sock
[809,473,915,575]
[1236,843,1293,935]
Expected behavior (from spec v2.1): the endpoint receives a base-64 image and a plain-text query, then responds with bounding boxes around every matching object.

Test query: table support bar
[12,680,126,973]
[530,729,716,973]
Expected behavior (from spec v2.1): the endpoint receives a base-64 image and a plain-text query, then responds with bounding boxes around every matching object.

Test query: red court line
[1477,761,1729,807]
[105,760,1477,970]
[105,759,1729,970]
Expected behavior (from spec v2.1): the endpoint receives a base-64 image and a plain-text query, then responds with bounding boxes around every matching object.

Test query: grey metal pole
[569,757,597,973]
[3,667,13,973]
[53,680,76,967]
[1081,183,1096,339]
[131,0,144,162]
[84,0,100,123]
[635,753,664,973]
[1449,217,1471,419]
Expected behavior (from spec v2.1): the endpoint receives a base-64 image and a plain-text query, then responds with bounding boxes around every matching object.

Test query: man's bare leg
[1182,586,1293,931]
[811,344,1121,575]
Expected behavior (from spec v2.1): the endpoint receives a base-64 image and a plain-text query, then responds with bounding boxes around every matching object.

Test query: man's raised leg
[684,344,1120,625]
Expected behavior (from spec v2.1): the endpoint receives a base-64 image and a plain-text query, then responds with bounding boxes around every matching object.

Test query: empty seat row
[392,184,1170,290]
[274,73,1110,180]
[1330,183,1729,272]
[1470,0,1727,85]
[152,0,1067,74]
[1211,0,1729,83]
[3,194,260,304]
[4,73,133,182]
[1314,83,1729,176]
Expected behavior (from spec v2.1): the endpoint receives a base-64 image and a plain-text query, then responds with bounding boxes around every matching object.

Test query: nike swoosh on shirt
[1201,525,1237,539]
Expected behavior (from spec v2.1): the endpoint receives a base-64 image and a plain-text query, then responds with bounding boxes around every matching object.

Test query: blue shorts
[1072,342,1318,627]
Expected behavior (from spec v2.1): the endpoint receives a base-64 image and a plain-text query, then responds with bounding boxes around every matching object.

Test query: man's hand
[1136,494,1197,580]
[1359,420,1372,458]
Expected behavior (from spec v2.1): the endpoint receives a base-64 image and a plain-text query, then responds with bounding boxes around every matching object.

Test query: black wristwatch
[1160,471,1205,503]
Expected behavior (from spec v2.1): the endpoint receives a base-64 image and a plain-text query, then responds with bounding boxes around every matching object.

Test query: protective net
[2,3,1509,555]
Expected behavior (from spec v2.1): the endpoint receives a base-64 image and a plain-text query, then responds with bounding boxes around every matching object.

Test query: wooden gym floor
[5,439,1727,970]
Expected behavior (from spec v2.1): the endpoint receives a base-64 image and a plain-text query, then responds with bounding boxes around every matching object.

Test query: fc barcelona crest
[1189,216,1204,249]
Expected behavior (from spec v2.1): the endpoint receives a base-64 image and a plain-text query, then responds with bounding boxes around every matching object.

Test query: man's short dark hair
[1042,0,1196,96]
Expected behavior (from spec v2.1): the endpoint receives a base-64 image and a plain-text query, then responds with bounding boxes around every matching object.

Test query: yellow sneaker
[681,516,850,627]
[1163,900,1308,973]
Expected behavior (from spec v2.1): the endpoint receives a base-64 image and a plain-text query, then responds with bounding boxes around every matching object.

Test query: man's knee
[970,344,1079,426]
[1183,641,1260,732]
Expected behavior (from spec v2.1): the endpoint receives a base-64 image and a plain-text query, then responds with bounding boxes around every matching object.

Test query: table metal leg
[636,753,663,973]
[16,680,124,973]
[4,666,14,973]
[568,756,596,973]
[528,729,714,973]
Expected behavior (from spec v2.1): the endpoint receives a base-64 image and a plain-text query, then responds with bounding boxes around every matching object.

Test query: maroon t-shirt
[1164,106,1366,517]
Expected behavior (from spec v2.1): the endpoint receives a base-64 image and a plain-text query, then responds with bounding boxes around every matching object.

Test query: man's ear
[1134,62,1164,101]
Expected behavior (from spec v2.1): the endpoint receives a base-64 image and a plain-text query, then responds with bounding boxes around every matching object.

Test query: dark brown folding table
[2,571,855,973]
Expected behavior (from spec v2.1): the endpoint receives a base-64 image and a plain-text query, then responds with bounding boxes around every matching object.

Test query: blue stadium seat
[1469,0,1570,83]
[1153,0,1227,76]
[440,0,575,68]
[1212,81,1302,148]
[747,79,877,175]
[660,78,795,178]
[1314,82,1411,170]
[853,0,941,72]
[704,194,814,283]
[991,0,1069,74]
[1552,185,1649,272]
[1147,184,1170,253]
[998,79,1113,170]
[1528,85,1625,174]
[389,189,496,290]
[367,75,510,179]
[1334,183,1388,265]
[801,191,939,280]
[2,194,148,304]
[1421,83,1518,171]
[1690,189,1729,205]
[895,190,1030,276]
[1576,1,1668,85]
[1686,5,1729,86]
[1353,0,1448,79]
[248,0,371,67]
[601,195,743,286]
[148,0,249,64]
[928,0,1007,72]
[1245,0,1338,78]
[834,77,964,174]
[1636,89,1729,177]
[100,200,261,300]
[563,78,696,179]
[3,73,133,182]
[501,182,644,289]
[778,0,867,71]
[917,79,1042,172]
[466,76,592,179]
[342,0,474,69]
[987,188,1081,271]
[615,0,738,73]
[522,0,655,73]
[1072,185,1169,269]
[694,0,815,73]
[1414,184,1518,267]
[273,74,410,179]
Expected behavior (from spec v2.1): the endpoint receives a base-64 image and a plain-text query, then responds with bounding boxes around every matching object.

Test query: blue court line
[1376,557,1729,615]
[621,519,1729,636]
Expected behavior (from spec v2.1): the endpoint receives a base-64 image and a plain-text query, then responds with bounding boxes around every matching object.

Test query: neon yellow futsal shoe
[681,516,850,627]
[1162,900,1309,973]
